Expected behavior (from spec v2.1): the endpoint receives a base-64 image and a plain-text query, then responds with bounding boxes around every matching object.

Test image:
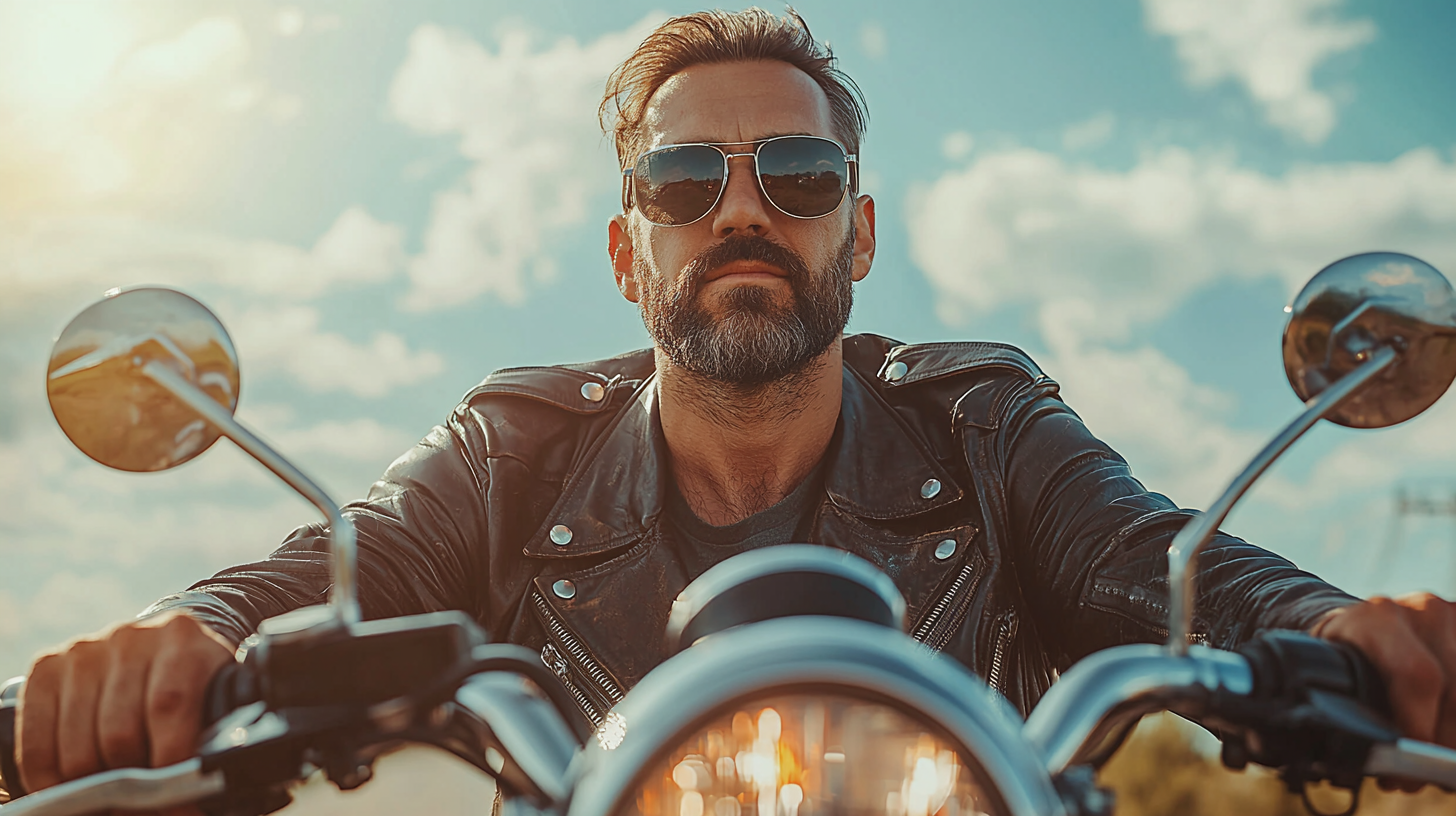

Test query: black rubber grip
[201,658,259,729]
[1239,630,1392,717]
[1,677,26,799]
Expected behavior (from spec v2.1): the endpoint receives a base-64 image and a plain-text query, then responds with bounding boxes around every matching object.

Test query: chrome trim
[623,135,857,226]
[565,617,1064,816]
[0,759,223,816]
[1024,643,1253,773]
[1366,739,1456,789]
[455,672,580,805]
[142,361,360,625]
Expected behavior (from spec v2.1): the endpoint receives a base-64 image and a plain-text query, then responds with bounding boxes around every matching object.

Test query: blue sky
[1,0,1455,678]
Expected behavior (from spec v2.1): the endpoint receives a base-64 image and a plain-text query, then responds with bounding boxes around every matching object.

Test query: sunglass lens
[757,137,848,218]
[635,146,725,226]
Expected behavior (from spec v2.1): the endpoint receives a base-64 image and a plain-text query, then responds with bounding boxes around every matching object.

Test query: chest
[502,495,1004,727]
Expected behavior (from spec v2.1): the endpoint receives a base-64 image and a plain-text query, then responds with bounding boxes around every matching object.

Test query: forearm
[1004,393,1356,661]
[143,421,489,644]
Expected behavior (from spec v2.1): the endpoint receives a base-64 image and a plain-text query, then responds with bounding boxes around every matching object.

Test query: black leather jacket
[149,334,1357,722]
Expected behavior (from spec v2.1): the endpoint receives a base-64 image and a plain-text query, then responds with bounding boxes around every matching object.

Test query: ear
[850,195,876,283]
[608,215,639,303]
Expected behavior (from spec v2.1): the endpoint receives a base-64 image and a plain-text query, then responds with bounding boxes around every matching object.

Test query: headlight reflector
[618,693,1006,816]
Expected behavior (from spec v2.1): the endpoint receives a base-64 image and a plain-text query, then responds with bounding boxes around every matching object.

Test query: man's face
[608,60,876,386]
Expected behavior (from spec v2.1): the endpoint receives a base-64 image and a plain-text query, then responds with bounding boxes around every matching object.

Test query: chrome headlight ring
[565,616,1066,816]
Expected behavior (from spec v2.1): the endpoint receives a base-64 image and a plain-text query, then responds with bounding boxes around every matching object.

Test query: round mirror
[47,287,240,472]
[1284,252,1456,428]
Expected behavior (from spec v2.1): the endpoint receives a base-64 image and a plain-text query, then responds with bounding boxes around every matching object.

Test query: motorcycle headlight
[565,549,1062,816]
[620,692,1001,816]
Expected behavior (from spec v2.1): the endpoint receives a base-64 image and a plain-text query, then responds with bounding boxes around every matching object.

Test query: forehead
[640,60,836,150]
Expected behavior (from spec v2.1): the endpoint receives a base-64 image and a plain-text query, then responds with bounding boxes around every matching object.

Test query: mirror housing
[1284,251,1456,428]
[48,287,240,472]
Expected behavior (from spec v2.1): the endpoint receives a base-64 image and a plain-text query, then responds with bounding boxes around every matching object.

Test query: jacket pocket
[532,589,624,725]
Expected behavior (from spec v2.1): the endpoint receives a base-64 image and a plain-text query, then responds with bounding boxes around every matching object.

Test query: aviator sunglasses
[623,134,858,227]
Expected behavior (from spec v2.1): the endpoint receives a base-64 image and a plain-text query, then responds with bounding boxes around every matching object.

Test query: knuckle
[146,682,191,721]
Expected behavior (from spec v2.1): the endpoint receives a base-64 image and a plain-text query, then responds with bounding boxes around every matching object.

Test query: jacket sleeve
[998,383,1358,665]
[142,406,490,647]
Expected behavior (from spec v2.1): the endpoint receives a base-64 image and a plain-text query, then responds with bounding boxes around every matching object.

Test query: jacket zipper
[532,590,623,724]
[911,560,983,652]
[985,612,1017,696]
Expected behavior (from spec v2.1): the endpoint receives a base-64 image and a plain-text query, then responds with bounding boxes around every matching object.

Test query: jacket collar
[523,363,964,558]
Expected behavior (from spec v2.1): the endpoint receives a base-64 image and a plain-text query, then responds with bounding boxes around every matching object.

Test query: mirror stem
[140,361,361,626]
[1165,344,1398,655]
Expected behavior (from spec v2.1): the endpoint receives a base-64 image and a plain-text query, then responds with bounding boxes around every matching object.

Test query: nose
[710,153,773,238]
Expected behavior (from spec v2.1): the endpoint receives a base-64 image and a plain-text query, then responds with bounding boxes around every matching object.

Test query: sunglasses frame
[622,134,859,227]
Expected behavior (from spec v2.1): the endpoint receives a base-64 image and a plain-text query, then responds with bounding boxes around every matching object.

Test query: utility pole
[1383,486,1456,590]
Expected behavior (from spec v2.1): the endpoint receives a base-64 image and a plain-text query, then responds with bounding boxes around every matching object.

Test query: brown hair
[600,7,869,169]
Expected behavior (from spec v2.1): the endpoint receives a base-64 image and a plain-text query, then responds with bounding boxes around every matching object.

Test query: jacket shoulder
[845,333,1048,385]
[844,334,1058,430]
[461,348,655,415]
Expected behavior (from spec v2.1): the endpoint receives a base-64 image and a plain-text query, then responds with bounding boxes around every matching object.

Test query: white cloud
[908,145,1456,335]
[910,142,1456,518]
[1,206,405,315]
[941,131,975,161]
[232,306,444,399]
[860,22,887,60]
[1142,0,1375,144]
[1062,112,1116,152]
[267,418,419,464]
[387,15,664,311]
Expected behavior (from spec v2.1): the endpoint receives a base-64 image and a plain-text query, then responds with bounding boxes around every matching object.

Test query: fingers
[146,619,233,770]
[16,611,236,797]
[54,642,105,782]
[16,652,63,792]
[96,632,151,769]
[1395,593,1456,746]
[1316,597,1443,744]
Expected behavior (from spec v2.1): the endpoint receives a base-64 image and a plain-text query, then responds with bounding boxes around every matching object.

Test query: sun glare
[0,2,139,116]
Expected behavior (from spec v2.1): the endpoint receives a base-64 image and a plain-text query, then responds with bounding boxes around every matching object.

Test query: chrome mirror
[48,287,241,472]
[1284,252,1456,428]
[1167,253,1456,654]
[46,287,361,626]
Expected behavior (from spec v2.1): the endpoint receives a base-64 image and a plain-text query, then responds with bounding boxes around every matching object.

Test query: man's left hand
[1313,593,1456,747]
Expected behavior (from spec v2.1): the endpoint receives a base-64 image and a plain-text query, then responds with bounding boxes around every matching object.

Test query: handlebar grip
[1,676,26,799]
[201,656,260,729]
[1238,630,1392,719]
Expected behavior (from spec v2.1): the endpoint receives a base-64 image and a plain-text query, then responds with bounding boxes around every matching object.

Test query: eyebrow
[664,131,817,145]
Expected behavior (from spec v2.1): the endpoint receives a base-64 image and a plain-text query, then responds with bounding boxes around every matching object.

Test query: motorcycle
[3,251,1456,816]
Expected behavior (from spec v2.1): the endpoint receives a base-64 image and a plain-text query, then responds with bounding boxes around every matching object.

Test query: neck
[658,340,843,526]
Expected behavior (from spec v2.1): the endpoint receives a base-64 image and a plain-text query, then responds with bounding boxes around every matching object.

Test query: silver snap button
[884,360,909,382]
[552,579,576,600]
[581,382,605,402]
[549,524,573,546]
[934,539,957,560]
[920,478,942,499]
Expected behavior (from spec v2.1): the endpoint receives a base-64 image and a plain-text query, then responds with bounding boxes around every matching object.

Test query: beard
[637,230,855,387]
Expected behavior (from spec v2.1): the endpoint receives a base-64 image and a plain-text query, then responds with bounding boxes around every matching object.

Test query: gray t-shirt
[666,460,826,553]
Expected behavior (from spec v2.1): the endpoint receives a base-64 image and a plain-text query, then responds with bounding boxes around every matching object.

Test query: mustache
[678,235,811,297]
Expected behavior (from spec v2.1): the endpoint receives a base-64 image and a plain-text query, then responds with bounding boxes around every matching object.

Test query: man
[15,7,1456,795]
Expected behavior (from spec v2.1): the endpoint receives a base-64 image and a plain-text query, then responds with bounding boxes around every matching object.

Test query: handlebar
[1027,630,1435,794]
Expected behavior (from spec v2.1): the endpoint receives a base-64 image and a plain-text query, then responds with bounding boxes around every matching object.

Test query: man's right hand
[16,610,234,792]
